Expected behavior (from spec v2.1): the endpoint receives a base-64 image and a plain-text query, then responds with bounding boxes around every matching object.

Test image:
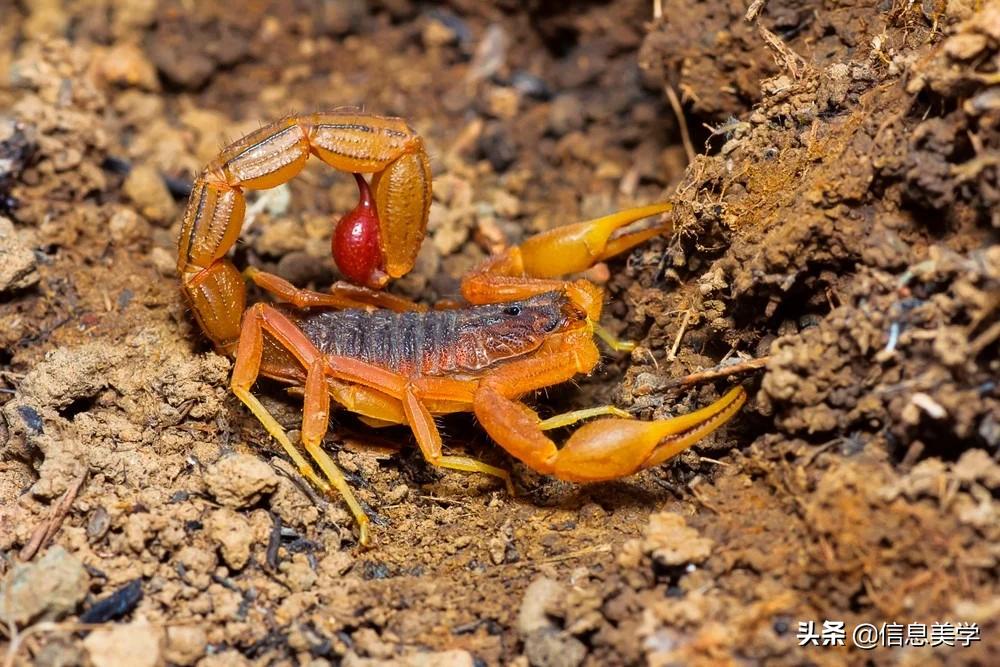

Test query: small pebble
[164,625,208,666]
[203,453,279,509]
[548,94,585,136]
[0,217,38,293]
[84,617,163,667]
[479,125,517,172]
[422,17,458,47]
[0,547,89,625]
[124,164,175,225]
[206,508,254,570]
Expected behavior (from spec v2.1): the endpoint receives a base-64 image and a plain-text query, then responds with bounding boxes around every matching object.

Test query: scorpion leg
[291,358,513,493]
[246,267,426,313]
[400,385,515,494]
[309,361,514,493]
[470,330,746,482]
[231,303,372,545]
[538,405,633,430]
[234,305,511,535]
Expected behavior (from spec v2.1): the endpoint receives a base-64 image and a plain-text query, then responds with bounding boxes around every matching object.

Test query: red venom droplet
[332,173,388,289]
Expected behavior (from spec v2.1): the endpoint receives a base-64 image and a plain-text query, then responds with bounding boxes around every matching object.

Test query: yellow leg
[539,405,633,430]
[301,358,371,546]
[401,386,515,494]
[231,304,372,545]
[233,386,369,546]
[593,323,636,352]
[300,440,370,546]
[232,387,328,491]
[436,455,515,495]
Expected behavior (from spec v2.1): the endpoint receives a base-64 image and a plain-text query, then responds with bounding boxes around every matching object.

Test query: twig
[654,355,770,392]
[18,472,87,561]
[697,456,730,467]
[759,26,807,79]
[499,544,612,569]
[666,309,692,361]
[664,85,696,165]
[416,495,476,509]
[745,0,768,22]
[969,319,1000,356]
[653,0,662,20]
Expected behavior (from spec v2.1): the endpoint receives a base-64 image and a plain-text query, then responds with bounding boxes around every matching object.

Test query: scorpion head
[454,291,584,370]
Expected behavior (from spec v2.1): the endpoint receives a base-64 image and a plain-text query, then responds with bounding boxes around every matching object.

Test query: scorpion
[177,111,746,545]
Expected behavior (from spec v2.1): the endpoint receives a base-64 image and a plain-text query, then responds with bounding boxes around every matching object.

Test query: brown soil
[1,1,997,666]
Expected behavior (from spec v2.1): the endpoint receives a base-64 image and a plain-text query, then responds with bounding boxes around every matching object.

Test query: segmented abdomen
[295,308,461,376]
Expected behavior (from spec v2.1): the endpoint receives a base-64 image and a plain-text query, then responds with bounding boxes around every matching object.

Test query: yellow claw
[550,386,747,482]
[518,202,672,278]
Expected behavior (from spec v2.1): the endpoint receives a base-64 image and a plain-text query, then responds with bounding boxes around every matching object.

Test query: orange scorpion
[177,111,746,545]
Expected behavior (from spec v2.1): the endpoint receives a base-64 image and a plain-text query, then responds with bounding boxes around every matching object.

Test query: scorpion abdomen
[292,291,576,377]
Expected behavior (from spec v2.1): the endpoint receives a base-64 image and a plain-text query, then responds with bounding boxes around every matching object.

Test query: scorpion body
[292,292,575,378]
[178,111,746,545]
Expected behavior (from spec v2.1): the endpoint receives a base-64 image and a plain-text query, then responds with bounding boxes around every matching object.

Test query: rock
[0,217,38,293]
[318,550,355,577]
[124,163,175,225]
[175,546,217,590]
[194,649,251,667]
[23,0,68,39]
[276,249,334,287]
[478,124,517,172]
[548,95,585,136]
[524,631,587,667]
[429,206,469,256]
[944,33,987,60]
[344,650,475,667]
[94,43,160,90]
[203,453,279,509]
[109,207,151,244]
[111,0,157,37]
[320,0,366,35]
[0,546,90,625]
[83,617,164,667]
[149,246,176,277]
[468,24,508,83]
[517,577,564,635]
[643,511,713,566]
[484,86,520,119]
[0,117,37,191]
[280,553,317,593]
[422,17,458,47]
[206,508,253,570]
[254,217,306,256]
[164,625,207,666]
[518,577,586,667]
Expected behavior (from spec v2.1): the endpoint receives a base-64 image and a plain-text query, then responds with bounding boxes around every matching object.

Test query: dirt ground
[1,1,998,665]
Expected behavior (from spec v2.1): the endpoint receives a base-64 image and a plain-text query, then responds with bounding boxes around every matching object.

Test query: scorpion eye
[503,305,522,317]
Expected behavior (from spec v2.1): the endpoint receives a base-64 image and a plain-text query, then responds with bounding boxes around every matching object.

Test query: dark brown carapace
[291,291,583,377]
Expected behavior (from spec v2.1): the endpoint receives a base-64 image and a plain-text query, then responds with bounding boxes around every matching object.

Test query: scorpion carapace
[179,111,747,546]
[292,291,581,376]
